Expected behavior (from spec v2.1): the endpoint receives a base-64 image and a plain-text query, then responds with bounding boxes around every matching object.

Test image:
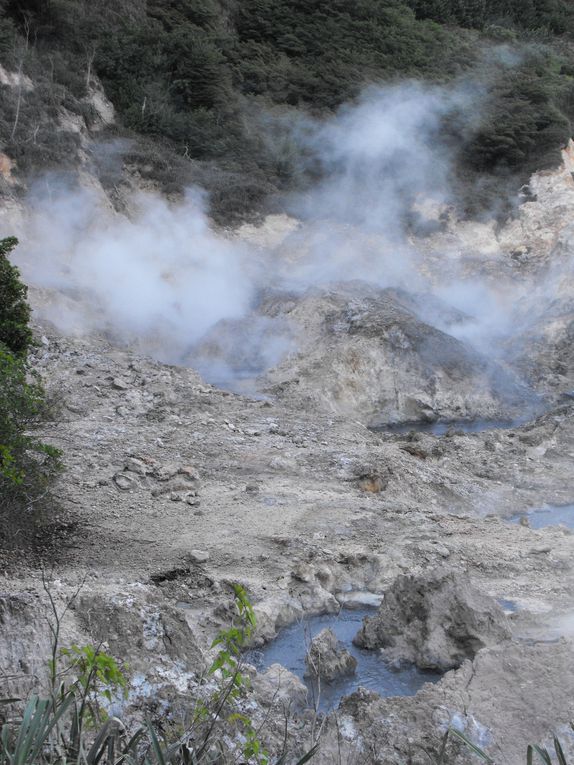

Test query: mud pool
[510,504,574,529]
[246,609,441,712]
[370,419,517,436]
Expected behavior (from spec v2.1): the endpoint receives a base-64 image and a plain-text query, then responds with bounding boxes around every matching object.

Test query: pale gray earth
[2,136,574,763]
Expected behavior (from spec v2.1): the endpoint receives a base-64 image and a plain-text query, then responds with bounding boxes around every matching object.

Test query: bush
[0,347,61,511]
[0,237,61,515]
[0,237,33,356]
[0,584,319,765]
[1,0,574,220]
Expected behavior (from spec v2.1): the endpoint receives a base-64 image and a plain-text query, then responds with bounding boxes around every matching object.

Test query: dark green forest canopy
[0,0,573,218]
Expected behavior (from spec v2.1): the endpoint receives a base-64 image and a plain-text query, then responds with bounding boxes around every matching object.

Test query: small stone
[188,550,209,563]
[66,403,86,414]
[186,495,200,506]
[154,464,179,482]
[529,546,552,555]
[125,457,148,476]
[244,428,261,437]
[292,562,315,583]
[269,455,296,471]
[113,473,138,491]
[178,465,199,481]
[169,492,183,502]
[357,474,386,493]
[245,483,260,494]
[112,378,129,391]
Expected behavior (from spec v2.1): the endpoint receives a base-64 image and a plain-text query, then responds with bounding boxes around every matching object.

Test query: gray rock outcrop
[305,627,357,682]
[354,569,511,671]
[251,663,308,708]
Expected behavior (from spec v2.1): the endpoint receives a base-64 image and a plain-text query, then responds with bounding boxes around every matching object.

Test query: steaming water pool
[246,609,441,712]
[369,419,515,436]
[510,504,574,529]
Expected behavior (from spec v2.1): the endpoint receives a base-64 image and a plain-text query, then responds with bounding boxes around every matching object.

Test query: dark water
[246,609,441,712]
[497,598,520,614]
[369,419,515,436]
[510,504,574,529]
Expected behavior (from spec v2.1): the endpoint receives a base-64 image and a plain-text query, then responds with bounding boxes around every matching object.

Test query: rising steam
[0,81,564,384]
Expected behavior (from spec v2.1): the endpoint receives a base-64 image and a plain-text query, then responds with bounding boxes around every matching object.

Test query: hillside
[0,0,574,220]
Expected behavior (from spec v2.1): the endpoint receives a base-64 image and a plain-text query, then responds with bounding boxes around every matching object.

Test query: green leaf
[531,745,552,765]
[554,737,568,765]
[448,728,494,763]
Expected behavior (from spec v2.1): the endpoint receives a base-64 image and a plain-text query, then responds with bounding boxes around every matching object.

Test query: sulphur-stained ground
[3,149,574,764]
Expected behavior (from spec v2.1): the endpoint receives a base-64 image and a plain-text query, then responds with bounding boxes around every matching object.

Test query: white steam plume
[1,78,558,386]
[9,182,253,363]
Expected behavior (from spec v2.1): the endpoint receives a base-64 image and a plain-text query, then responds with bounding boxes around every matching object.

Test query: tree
[0,236,33,356]
[0,237,61,512]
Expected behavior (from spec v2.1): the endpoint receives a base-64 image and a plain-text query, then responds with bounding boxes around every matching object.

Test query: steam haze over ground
[2,81,563,398]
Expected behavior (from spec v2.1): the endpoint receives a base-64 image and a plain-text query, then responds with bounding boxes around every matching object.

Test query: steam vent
[2,2,574,763]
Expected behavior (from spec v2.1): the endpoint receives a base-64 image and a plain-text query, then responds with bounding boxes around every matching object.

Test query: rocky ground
[2,147,574,764]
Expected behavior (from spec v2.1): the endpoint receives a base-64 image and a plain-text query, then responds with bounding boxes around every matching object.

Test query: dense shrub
[407,0,574,36]
[0,236,33,356]
[0,0,573,218]
[0,237,61,513]
[0,346,60,505]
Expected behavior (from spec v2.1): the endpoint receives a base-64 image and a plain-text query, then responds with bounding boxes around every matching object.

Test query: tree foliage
[407,0,574,34]
[0,236,33,357]
[0,237,60,512]
[0,0,573,218]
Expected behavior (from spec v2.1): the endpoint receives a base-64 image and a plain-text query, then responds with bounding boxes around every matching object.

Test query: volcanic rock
[354,568,511,670]
[305,627,357,682]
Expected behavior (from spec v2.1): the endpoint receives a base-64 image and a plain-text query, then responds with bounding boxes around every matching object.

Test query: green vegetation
[0,236,60,516]
[0,583,318,765]
[438,724,574,764]
[0,0,573,219]
[0,237,32,356]
[1,581,572,764]
[407,0,574,34]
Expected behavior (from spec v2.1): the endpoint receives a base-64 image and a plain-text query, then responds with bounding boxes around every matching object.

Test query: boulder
[354,569,510,671]
[251,663,308,708]
[305,628,357,682]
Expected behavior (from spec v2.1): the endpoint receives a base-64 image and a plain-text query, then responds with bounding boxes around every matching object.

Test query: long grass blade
[86,719,115,765]
[293,744,320,764]
[554,738,568,765]
[147,723,167,765]
[531,745,552,765]
[448,728,494,763]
